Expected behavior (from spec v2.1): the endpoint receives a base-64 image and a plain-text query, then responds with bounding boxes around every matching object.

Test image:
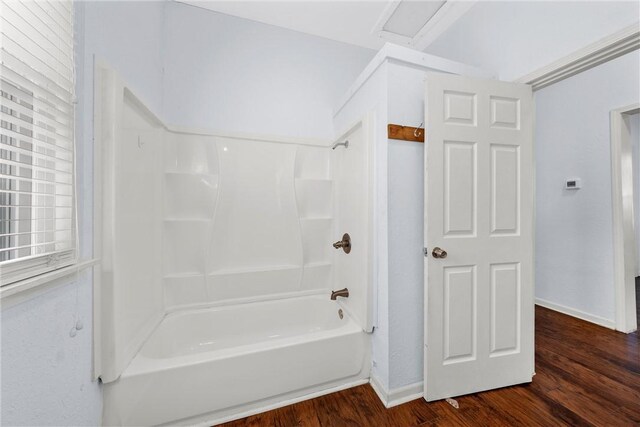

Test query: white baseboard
[370,375,423,408]
[535,298,616,330]
[369,375,388,406]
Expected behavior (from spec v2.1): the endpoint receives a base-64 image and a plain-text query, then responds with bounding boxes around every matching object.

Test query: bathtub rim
[158,289,360,340]
[124,293,362,376]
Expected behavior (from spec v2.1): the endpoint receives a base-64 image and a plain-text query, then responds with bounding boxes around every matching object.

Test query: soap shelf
[164,218,211,222]
[164,171,218,178]
[207,265,302,276]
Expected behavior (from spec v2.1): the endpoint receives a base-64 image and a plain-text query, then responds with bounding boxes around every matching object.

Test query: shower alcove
[94,64,373,426]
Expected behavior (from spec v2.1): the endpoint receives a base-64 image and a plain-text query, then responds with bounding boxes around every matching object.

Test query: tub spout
[330,288,349,300]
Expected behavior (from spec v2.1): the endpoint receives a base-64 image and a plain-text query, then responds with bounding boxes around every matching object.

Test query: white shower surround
[94,64,373,425]
[162,132,335,308]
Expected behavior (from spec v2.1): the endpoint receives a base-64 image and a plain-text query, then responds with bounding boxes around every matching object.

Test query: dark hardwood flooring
[223,298,640,426]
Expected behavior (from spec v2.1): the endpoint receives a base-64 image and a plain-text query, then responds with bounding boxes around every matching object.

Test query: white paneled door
[424,73,534,401]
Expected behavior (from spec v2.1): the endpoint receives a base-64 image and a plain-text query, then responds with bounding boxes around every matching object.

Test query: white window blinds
[0,0,76,286]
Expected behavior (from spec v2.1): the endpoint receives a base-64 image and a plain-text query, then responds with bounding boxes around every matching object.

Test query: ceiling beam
[412,1,477,51]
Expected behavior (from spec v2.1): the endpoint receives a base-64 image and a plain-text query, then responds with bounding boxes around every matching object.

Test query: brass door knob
[432,247,447,259]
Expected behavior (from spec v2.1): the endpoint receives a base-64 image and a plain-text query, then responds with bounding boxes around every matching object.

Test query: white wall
[426,1,640,81]
[386,64,426,390]
[631,113,640,275]
[83,1,166,114]
[1,271,101,426]
[535,50,640,324]
[162,2,374,139]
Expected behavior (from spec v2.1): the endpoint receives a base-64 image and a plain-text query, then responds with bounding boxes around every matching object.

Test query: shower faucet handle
[332,233,351,254]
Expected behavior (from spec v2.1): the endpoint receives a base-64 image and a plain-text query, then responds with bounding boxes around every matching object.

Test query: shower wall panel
[97,84,165,382]
[332,122,371,330]
[163,135,333,309]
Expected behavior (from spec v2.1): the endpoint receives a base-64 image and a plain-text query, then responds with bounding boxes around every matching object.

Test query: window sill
[0,259,99,308]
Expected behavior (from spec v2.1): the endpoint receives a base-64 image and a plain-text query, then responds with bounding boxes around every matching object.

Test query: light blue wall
[1,271,101,426]
[162,2,374,139]
[535,50,640,323]
[426,1,640,81]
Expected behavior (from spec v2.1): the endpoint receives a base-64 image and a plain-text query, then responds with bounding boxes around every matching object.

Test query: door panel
[491,144,520,235]
[444,141,476,236]
[490,262,520,355]
[443,265,476,363]
[424,73,533,401]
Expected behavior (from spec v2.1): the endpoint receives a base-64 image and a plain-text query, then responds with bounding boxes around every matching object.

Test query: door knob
[432,247,447,259]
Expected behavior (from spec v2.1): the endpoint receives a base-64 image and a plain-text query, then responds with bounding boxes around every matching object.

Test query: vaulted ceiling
[177,0,477,51]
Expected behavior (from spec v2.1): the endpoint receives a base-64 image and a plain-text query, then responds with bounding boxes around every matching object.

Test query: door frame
[610,103,640,333]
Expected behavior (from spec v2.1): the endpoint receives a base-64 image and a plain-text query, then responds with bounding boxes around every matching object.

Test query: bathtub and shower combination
[94,65,373,425]
[104,296,367,425]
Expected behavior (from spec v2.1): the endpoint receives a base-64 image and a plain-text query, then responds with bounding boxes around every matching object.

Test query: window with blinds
[0,0,76,286]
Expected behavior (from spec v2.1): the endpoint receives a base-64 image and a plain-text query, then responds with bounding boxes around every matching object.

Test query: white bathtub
[103,295,369,426]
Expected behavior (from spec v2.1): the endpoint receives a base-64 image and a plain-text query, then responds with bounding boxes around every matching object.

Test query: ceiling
[177,1,477,51]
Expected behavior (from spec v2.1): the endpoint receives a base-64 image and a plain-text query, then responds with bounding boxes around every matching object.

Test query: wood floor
[222,290,640,426]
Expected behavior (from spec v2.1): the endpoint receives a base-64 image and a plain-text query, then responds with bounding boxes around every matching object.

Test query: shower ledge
[164,218,212,222]
[164,171,219,177]
[207,265,303,276]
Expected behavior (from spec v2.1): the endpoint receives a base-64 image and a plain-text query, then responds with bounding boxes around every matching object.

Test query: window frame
[0,0,78,287]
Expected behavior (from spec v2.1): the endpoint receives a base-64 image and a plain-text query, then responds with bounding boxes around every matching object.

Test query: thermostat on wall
[565,178,581,190]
